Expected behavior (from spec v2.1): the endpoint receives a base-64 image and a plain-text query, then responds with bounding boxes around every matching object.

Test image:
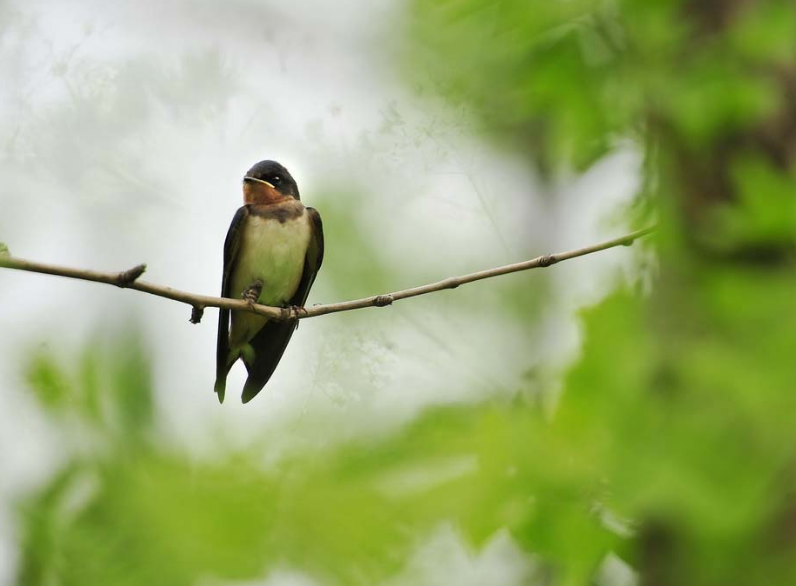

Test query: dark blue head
[243,160,300,199]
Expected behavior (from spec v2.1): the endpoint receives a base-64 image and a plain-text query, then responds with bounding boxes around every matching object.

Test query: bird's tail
[214,347,243,404]
[240,319,298,403]
[213,377,226,404]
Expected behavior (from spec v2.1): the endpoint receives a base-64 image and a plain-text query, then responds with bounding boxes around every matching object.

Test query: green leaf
[26,352,72,412]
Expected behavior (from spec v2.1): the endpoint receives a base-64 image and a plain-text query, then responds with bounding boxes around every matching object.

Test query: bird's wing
[241,207,324,403]
[290,207,324,306]
[214,205,249,403]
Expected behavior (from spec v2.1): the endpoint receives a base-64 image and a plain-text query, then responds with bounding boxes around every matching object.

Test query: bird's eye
[272,175,281,184]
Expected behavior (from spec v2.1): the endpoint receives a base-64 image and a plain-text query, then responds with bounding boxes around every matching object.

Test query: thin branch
[0,226,655,322]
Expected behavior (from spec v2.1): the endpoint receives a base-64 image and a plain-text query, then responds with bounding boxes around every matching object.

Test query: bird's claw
[283,305,306,329]
[242,279,263,306]
[289,305,307,318]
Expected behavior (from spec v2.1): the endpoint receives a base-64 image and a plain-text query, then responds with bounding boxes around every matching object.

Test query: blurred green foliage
[14,0,796,585]
[24,334,153,443]
[407,0,795,178]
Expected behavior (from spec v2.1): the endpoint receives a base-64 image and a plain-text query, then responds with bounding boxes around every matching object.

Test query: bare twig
[0,226,654,322]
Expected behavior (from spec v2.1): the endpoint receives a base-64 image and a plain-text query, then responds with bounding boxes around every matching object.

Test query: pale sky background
[0,1,641,584]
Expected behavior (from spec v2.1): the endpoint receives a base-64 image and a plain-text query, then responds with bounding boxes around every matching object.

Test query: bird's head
[242,160,300,204]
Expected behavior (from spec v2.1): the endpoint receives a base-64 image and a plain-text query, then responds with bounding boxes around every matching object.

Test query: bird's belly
[229,212,310,348]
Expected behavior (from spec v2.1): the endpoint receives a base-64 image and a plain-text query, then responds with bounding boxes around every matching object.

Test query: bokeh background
[1,1,794,585]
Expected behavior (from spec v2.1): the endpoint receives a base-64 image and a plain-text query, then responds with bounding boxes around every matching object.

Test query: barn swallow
[214,160,324,403]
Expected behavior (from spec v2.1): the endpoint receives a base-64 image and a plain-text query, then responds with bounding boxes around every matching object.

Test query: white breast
[228,209,311,349]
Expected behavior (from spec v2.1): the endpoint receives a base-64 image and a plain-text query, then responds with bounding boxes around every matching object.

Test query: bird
[214,160,324,404]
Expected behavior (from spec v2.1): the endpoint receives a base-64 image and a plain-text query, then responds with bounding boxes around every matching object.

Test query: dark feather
[214,206,249,403]
[240,207,324,403]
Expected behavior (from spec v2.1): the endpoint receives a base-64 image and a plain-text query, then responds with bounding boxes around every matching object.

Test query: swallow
[214,160,324,403]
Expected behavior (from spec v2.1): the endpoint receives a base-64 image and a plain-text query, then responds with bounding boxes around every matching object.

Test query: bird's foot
[288,304,307,318]
[242,280,263,306]
[285,304,307,328]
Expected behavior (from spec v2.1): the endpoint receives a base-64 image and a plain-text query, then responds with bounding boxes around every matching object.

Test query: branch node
[116,264,147,287]
[190,305,205,324]
[374,294,394,307]
[443,278,460,289]
[538,254,558,268]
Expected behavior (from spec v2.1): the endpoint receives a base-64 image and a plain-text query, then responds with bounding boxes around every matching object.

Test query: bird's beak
[243,176,275,189]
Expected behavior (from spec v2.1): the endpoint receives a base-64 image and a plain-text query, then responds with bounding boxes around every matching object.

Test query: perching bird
[214,160,324,403]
